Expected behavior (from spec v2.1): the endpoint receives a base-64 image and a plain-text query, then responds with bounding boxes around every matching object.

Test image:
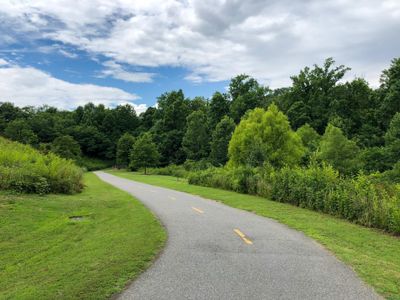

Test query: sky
[0,0,399,114]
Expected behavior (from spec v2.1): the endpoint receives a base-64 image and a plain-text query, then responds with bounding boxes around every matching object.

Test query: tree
[228,74,270,123]
[208,92,230,129]
[385,112,400,165]
[209,116,235,166]
[129,133,160,174]
[116,133,135,168]
[228,104,304,168]
[378,58,400,129]
[4,119,38,145]
[154,90,190,165]
[317,124,361,175]
[182,111,210,160]
[280,58,350,133]
[296,124,320,165]
[50,135,81,160]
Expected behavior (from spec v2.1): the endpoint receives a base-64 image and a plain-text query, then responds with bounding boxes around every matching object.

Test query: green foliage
[209,116,235,166]
[317,124,361,175]
[279,58,350,133]
[50,135,81,160]
[182,110,210,160]
[188,164,400,234]
[228,104,304,168]
[154,90,189,165]
[385,112,400,165]
[77,156,113,171]
[4,119,38,145]
[229,74,270,123]
[0,137,83,194]
[208,92,230,129]
[129,133,160,173]
[272,165,400,234]
[296,123,320,165]
[379,58,400,129]
[359,147,391,173]
[116,133,135,168]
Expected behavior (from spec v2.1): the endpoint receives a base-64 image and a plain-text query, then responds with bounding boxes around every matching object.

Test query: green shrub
[0,137,83,194]
[188,163,400,234]
[146,164,188,178]
[77,156,113,171]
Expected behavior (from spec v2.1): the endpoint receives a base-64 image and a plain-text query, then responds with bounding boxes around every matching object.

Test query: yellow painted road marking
[234,229,253,245]
[192,207,204,214]
[168,196,176,200]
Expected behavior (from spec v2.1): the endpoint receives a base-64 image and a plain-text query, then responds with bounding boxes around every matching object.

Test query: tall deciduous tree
[116,133,135,168]
[280,58,350,133]
[182,111,210,160]
[228,74,270,123]
[317,124,361,175]
[208,92,230,130]
[51,135,81,160]
[129,133,160,174]
[4,119,38,145]
[209,116,235,166]
[228,104,304,168]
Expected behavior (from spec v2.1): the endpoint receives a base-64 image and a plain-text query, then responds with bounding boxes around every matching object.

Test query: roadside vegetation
[0,173,166,299]
[1,57,400,297]
[0,137,83,194]
[107,170,400,300]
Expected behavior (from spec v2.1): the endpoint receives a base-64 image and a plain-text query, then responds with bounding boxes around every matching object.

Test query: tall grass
[0,137,83,194]
[188,164,400,234]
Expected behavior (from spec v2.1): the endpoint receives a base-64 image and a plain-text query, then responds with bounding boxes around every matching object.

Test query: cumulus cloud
[0,62,147,113]
[1,0,399,87]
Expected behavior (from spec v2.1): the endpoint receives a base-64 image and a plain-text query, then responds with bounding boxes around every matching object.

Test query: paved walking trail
[95,171,380,300]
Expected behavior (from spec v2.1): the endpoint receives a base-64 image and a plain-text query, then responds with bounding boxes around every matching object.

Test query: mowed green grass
[0,172,166,299]
[108,169,400,300]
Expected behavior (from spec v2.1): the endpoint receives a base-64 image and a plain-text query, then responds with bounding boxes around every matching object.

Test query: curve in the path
[95,171,380,300]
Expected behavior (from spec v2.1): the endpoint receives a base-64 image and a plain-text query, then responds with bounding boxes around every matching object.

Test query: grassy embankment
[0,173,166,299]
[108,169,400,300]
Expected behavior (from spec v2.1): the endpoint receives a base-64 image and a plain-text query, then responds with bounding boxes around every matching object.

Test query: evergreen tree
[182,111,210,160]
[228,104,304,168]
[209,116,235,166]
[116,133,135,168]
[129,133,160,174]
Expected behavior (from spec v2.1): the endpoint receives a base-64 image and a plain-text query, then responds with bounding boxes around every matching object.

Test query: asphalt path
[95,171,380,300]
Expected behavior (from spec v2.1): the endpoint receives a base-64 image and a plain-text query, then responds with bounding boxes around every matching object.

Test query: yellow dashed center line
[192,207,204,214]
[234,229,253,245]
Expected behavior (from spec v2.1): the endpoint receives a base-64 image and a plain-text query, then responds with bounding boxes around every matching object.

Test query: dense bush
[0,137,83,194]
[144,159,213,178]
[145,164,188,178]
[77,156,113,171]
[188,164,400,234]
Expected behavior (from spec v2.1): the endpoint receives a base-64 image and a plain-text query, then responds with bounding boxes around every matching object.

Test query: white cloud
[0,59,9,66]
[99,60,155,83]
[0,0,399,87]
[0,64,147,113]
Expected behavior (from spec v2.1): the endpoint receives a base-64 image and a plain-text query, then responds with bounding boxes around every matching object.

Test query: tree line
[1,57,399,176]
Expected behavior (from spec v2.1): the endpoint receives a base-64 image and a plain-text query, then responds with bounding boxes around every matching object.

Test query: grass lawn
[0,172,166,299]
[108,169,400,300]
